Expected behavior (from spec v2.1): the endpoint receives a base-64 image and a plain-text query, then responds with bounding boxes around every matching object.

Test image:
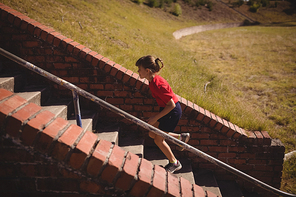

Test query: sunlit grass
[179,24,296,151]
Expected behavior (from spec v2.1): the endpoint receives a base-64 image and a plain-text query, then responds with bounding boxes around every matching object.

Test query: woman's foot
[177,133,190,151]
[164,160,182,173]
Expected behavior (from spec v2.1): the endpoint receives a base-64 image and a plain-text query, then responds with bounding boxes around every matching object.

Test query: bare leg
[149,131,176,163]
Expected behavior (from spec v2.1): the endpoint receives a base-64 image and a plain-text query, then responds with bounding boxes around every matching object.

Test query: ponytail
[155,58,164,72]
[136,55,164,73]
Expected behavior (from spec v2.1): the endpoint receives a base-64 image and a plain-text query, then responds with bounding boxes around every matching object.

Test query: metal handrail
[0,47,295,197]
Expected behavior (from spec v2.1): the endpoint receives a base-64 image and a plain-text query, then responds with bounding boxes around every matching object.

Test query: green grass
[179,25,296,151]
[1,0,296,193]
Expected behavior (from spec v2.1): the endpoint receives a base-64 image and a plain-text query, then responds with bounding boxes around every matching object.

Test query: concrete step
[0,64,27,92]
[194,169,222,197]
[0,77,14,92]
[42,105,68,120]
[16,91,42,106]
[68,110,97,132]
[119,133,144,158]
[144,147,195,184]
[95,124,119,145]
[217,180,244,197]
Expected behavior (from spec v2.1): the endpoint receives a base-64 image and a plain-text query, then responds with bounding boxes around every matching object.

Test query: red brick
[194,184,206,197]
[54,63,72,69]
[248,159,267,165]
[232,131,241,139]
[21,110,55,146]
[122,69,133,83]
[206,190,219,197]
[254,131,264,144]
[228,146,245,152]
[53,34,67,47]
[5,102,41,137]
[80,180,104,194]
[35,117,68,153]
[33,24,46,37]
[46,31,61,44]
[218,153,236,158]
[0,88,13,101]
[85,51,98,63]
[69,131,97,170]
[87,140,112,176]
[226,128,236,138]
[60,38,74,50]
[115,152,139,191]
[52,124,83,161]
[147,165,166,197]
[40,28,55,41]
[66,41,80,53]
[208,146,227,152]
[209,115,218,129]
[140,81,150,93]
[125,98,143,104]
[103,61,115,73]
[27,21,42,34]
[200,140,218,146]
[167,173,180,197]
[220,123,230,134]
[129,72,139,86]
[110,64,122,76]
[229,159,246,165]
[203,109,212,124]
[130,158,153,197]
[91,54,104,67]
[73,44,86,56]
[196,108,205,121]
[134,105,153,112]
[7,12,17,23]
[116,67,127,81]
[90,84,104,90]
[180,177,193,197]
[106,98,124,105]
[98,57,110,70]
[261,131,272,145]
[79,47,91,59]
[101,145,125,183]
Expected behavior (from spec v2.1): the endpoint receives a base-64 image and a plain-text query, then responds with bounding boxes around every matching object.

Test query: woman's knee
[149,131,156,139]
[154,135,164,145]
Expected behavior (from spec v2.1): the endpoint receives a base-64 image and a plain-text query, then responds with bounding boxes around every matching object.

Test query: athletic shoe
[164,160,182,173]
[177,133,190,151]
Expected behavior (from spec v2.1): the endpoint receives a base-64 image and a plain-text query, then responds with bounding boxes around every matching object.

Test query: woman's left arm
[148,99,175,125]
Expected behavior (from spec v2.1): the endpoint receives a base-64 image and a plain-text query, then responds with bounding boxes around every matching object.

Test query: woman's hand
[147,116,158,126]
[147,99,176,126]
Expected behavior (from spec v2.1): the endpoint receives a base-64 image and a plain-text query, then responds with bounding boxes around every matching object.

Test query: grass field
[1,0,296,193]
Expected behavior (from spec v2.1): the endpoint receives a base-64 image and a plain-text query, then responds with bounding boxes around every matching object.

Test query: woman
[136,55,190,173]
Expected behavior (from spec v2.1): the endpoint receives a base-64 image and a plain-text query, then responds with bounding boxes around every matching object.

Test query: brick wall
[0,3,285,196]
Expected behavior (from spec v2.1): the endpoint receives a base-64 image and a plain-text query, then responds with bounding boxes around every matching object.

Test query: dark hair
[136,55,164,73]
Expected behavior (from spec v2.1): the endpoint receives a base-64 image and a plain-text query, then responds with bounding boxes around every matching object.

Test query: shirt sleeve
[154,83,173,105]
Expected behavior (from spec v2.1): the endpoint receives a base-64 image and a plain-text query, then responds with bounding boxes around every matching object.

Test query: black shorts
[158,102,182,132]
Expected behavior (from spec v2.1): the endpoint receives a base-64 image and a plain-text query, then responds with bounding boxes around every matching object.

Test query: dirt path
[173,22,245,39]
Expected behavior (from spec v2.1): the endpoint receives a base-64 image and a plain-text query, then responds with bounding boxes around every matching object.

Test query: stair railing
[0,47,295,197]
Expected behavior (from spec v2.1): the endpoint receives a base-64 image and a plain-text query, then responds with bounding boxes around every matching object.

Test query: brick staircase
[0,55,256,197]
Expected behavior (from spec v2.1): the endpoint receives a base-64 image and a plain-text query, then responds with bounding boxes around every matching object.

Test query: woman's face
[137,65,150,79]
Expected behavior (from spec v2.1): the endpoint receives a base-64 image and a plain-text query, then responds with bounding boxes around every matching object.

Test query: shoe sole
[170,163,182,173]
[178,134,190,151]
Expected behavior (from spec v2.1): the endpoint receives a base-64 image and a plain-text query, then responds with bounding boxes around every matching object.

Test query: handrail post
[72,90,82,128]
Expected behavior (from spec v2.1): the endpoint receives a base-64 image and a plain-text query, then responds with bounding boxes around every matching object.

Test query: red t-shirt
[149,75,178,107]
